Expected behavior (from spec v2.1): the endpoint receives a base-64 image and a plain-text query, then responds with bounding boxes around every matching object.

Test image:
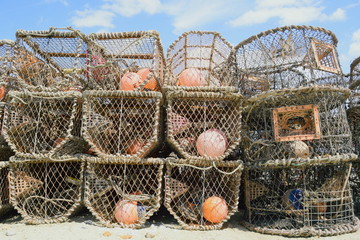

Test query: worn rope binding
[8,156,84,224]
[85,31,165,91]
[83,156,164,228]
[82,90,163,159]
[242,156,360,237]
[164,158,243,230]
[232,25,345,97]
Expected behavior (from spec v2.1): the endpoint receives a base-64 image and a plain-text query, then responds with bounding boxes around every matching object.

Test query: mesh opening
[9,158,83,224]
[243,161,357,236]
[0,163,10,211]
[167,31,234,88]
[82,91,162,158]
[164,159,243,230]
[86,31,165,91]
[84,158,163,228]
[233,26,345,97]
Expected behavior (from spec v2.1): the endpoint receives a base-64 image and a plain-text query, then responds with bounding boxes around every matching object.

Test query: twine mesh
[3,91,85,159]
[13,27,88,91]
[8,157,84,224]
[84,157,163,228]
[0,162,12,215]
[82,90,162,158]
[164,158,243,230]
[243,86,354,162]
[242,158,359,237]
[166,31,234,88]
[86,31,165,91]
[166,89,243,161]
[233,25,345,97]
[0,40,16,99]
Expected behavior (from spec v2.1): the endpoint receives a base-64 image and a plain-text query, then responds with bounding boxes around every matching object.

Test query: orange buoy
[137,68,158,91]
[196,129,227,157]
[0,85,5,101]
[177,68,206,87]
[126,140,146,155]
[114,200,139,225]
[120,72,142,91]
[313,201,327,213]
[203,196,228,223]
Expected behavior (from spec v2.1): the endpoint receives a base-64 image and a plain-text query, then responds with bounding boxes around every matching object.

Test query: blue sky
[1,0,360,73]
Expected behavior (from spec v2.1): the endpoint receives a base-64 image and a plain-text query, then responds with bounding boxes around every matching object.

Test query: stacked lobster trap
[348,56,360,215]
[3,28,89,223]
[234,25,360,236]
[163,31,244,230]
[81,31,166,228]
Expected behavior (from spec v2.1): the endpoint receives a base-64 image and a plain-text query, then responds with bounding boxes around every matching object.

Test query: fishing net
[13,27,88,91]
[166,31,234,88]
[165,88,243,161]
[8,157,84,224]
[233,25,345,97]
[84,157,163,228]
[0,162,12,215]
[3,91,87,159]
[242,156,359,237]
[82,90,162,159]
[0,40,16,101]
[86,31,165,91]
[164,158,243,230]
[242,86,354,162]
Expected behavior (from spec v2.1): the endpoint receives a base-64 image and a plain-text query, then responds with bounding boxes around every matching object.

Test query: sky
[1,0,360,73]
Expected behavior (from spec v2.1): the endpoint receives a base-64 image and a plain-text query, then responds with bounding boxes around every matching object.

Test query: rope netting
[86,31,165,91]
[166,31,235,89]
[3,91,87,159]
[8,157,84,224]
[242,158,359,237]
[164,158,243,230]
[82,90,162,159]
[12,28,88,91]
[0,40,16,101]
[243,86,354,162]
[0,162,12,215]
[165,89,243,161]
[233,25,345,97]
[84,157,163,228]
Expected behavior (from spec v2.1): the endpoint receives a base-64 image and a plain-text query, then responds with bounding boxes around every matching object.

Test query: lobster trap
[0,40,16,101]
[8,157,84,224]
[164,158,243,230]
[84,157,164,228]
[0,162,12,215]
[82,90,162,159]
[165,89,243,161]
[233,25,345,97]
[243,86,354,162]
[13,27,88,91]
[242,157,359,237]
[86,31,165,91]
[166,31,234,88]
[3,91,87,159]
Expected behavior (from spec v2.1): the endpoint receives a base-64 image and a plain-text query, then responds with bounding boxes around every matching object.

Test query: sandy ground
[1,207,360,240]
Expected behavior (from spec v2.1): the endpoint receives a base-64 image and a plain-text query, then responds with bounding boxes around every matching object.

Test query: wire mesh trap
[82,90,162,159]
[165,89,243,161]
[350,56,360,86]
[166,31,234,89]
[0,102,14,160]
[13,27,88,91]
[242,86,354,162]
[233,25,345,97]
[3,90,85,159]
[164,158,243,230]
[0,40,16,101]
[8,157,84,224]
[242,157,359,237]
[0,162,12,216]
[85,31,165,91]
[83,157,163,228]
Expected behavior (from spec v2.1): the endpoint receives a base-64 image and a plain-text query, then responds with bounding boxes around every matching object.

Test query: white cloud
[43,0,69,6]
[349,29,360,56]
[72,9,116,28]
[102,0,162,17]
[229,0,346,27]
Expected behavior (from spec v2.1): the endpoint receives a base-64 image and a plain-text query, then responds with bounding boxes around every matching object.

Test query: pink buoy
[196,128,227,157]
